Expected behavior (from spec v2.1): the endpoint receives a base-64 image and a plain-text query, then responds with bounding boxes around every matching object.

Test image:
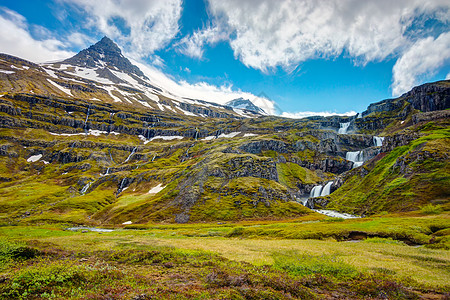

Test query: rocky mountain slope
[0,37,448,225]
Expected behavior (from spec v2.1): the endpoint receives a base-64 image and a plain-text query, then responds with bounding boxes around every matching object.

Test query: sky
[0,0,449,117]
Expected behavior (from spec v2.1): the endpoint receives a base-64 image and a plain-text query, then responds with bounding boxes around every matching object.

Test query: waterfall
[109,148,116,164]
[320,181,333,197]
[80,182,92,195]
[84,105,91,133]
[309,181,333,198]
[373,136,384,147]
[310,186,323,198]
[194,130,199,140]
[124,147,137,163]
[151,155,156,162]
[346,151,365,168]
[100,168,110,176]
[338,122,350,134]
[117,178,127,195]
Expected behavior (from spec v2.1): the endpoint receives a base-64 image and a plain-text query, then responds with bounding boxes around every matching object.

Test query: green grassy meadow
[0,212,449,299]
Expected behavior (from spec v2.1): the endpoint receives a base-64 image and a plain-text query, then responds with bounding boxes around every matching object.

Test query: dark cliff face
[63,36,145,78]
[403,80,449,112]
[362,80,449,117]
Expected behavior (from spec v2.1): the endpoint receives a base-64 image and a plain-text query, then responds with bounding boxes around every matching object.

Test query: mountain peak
[226,98,266,114]
[63,36,144,77]
[93,36,121,54]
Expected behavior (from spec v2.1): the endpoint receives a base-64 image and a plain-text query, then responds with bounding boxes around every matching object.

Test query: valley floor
[0,213,449,299]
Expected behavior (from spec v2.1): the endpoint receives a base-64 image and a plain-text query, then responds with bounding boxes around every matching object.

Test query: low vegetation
[0,214,449,299]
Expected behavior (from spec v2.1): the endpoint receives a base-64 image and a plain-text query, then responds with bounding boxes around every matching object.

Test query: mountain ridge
[0,36,448,226]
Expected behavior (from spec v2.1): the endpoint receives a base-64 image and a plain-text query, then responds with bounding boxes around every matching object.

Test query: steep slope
[63,36,145,77]
[0,38,262,119]
[309,81,450,214]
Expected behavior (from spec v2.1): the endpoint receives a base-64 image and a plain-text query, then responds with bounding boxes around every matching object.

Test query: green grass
[277,162,320,188]
[0,218,448,298]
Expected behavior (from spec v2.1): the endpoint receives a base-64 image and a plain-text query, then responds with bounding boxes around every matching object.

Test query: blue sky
[0,0,449,116]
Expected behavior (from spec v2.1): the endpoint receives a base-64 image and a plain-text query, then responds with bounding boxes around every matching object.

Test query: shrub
[420,204,443,215]
[273,251,358,280]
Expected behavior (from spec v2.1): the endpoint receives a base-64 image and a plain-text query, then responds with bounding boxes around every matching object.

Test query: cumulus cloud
[392,32,450,96]
[205,0,449,71]
[176,26,228,59]
[59,0,182,59]
[132,59,276,114]
[0,8,74,62]
[200,0,449,94]
[281,111,357,119]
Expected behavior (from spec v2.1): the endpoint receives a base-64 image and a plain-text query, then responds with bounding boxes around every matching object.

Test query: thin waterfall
[101,167,110,176]
[338,122,350,134]
[194,129,199,140]
[117,178,127,196]
[80,182,92,195]
[310,181,333,198]
[109,148,116,164]
[124,147,137,163]
[310,186,323,198]
[373,136,384,147]
[84,105,91,134]
[320,182,333,197]
[346,151,364,168]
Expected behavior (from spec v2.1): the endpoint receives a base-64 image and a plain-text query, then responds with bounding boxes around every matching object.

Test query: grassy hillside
[327,121,450,215]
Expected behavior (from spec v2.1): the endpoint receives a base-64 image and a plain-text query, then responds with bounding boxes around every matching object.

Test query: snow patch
[218,132,241,138]
[70,67,115,84]
[49,130,120,136]
[148,183,165,194]
[103,86,123,102]
[43,68,58,78]
[243,133,258,137]
[0,70,15,74]
[47,79,72,96]
[122,221,132,225]
[149,136,184,142]
[177,107,197,116]
[202,136,215,141]
[27,154,42,162]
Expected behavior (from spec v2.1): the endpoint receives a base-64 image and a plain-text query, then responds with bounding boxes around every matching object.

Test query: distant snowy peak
[226,98,266,114]
[63,36,145,78]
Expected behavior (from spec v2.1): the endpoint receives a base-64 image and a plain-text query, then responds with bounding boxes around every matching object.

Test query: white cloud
[66,32,95,48]
[59,0,182,59]
[392,32,450,96]
[281,111,357,119]
[132,59,276,114]
[206,0,450,71]
[176,26,228,59]
[0,8,74,62]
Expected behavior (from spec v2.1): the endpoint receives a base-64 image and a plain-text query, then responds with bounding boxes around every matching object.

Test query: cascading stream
[338,122,350,134]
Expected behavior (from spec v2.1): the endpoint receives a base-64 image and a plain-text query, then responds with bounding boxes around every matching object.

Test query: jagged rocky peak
[63,36,145,77]
[226,97,266,114]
